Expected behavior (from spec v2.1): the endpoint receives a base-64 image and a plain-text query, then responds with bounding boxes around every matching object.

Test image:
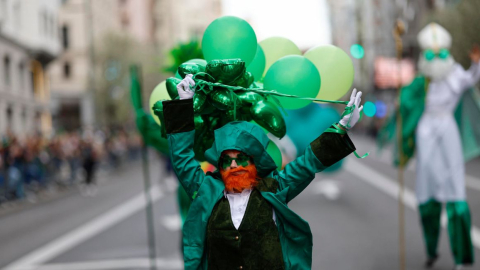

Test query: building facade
[48,0,222,130]
[0,0,61,138]
[327,0,448,91]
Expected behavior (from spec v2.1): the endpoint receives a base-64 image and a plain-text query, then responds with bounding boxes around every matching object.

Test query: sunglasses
[424,49,450,61]
[220,153,251,170]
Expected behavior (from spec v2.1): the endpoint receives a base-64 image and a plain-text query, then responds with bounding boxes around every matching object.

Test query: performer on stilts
[384,23,480,269]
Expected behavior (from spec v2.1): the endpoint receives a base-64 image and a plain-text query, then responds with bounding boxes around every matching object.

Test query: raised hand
[339,88,363,130]
[177,74,196,100]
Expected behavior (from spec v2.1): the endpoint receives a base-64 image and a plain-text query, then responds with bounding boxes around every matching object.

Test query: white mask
[418,54,455,81]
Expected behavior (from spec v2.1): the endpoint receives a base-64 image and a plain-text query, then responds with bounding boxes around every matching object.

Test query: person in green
[159,74,363,269]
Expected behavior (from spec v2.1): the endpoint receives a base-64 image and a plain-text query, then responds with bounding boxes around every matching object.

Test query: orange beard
[220,164,259,193]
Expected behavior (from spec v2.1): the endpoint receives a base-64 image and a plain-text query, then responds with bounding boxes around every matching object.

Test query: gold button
[235,236,239,240]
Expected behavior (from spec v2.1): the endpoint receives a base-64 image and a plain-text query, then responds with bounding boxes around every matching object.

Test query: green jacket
[163,99,356,270]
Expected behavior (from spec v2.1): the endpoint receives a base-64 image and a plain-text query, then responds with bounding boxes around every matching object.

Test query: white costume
[414,23,479,268]
[416,23,480,203]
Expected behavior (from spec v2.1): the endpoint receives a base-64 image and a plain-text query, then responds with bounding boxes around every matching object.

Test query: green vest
[206,188,284,270]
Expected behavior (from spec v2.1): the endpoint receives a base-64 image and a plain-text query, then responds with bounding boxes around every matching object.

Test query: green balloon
[193,92,208,114]
[152,101,166,137]
[259,37,301,77]
[202,16,257,66]
[175,59,206,79]
[250,100,286,138]
[178,63,203,78]
[187,58,207,68]
[209,88,238,110]
[236,91,264,105]
[247,45,266,81]
[264,55,321,110]
[304,45,354,101]
[266,140,282,171]
[206,59,246,85]
[166,77,181,100]
[235,72,254,88]
[149,80,170,125]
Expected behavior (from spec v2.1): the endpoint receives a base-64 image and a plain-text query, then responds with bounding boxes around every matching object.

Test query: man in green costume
[158,74,363,269]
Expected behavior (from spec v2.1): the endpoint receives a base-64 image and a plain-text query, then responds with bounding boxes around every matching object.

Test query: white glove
[339,88,363,130]
[177,74,195,100]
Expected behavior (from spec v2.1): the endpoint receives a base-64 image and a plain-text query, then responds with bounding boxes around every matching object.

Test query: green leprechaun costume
[160,84,363,269]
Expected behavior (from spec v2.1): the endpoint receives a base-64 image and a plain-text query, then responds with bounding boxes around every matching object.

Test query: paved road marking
[160,214,182,231]
[345,158,480,250]
[10,258,182,270]
[3,187,164,270]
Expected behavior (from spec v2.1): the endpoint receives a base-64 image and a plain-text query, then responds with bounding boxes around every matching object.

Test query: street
[1,135,479,270]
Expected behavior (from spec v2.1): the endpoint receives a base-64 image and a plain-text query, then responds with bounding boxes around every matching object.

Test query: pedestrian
[402,23,479,269]
[157,74,363,269]
[81,140,97,196]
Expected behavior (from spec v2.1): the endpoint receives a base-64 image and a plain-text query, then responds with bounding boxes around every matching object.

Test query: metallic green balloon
[206,59,246,85]
[193,92,208,114]
[210,88,238,110]
[178,63,203,78]
[235,71,254,88]
[194,115,205,129]
[152,101,167,137]
[250,100,286,138]
[236,90,264,105]
[166,77,181,100]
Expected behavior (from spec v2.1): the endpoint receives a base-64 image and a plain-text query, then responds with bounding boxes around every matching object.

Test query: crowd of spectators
[0,127,143,203]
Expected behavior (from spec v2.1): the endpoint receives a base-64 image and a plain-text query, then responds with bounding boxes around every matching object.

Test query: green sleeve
[163,99,204,198]
[275,129,355,202]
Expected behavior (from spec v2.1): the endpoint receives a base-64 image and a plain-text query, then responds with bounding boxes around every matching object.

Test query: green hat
[205,121,277,177]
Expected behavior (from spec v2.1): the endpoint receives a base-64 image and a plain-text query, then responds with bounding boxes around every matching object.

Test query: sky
[222,0,332,51]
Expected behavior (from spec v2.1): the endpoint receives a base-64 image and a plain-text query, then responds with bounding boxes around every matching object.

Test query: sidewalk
[0,159,141,218]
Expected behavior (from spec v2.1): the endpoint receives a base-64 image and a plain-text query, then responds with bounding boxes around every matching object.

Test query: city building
[0,0,61,138]
[327,0,454,92]
[48,0,222,131]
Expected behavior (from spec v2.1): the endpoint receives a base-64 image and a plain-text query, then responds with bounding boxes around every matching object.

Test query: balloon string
[191,74,350,106]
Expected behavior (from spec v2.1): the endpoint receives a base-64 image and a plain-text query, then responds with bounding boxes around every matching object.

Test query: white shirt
[224,189,276,230]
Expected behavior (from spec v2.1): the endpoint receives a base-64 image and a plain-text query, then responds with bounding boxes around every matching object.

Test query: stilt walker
[415,23,479,270]
[380,23,480,270]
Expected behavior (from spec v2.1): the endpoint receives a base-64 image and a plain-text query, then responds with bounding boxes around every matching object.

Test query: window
[19,62,24,90]
[63,62,71,78]
[30,69,35,94]
[4,56,10,86]
[62,25,69,49]
[6,106,12,129]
